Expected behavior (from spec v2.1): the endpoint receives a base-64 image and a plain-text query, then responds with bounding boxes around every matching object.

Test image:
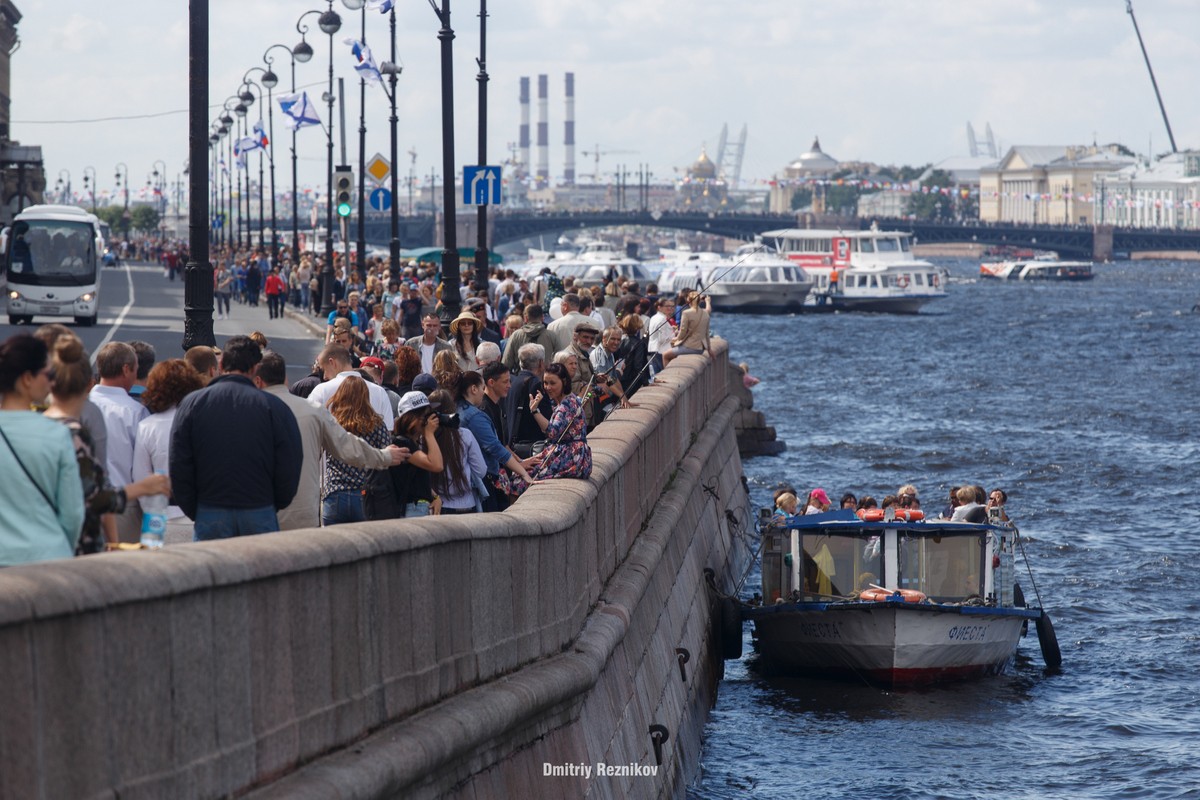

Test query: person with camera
[427,390,487,515]
[371,391,445,519]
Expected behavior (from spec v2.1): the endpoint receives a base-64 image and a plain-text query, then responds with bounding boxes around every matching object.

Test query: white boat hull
[749,602,1032,685]
[708,283,811,313]
[806,292,942,314]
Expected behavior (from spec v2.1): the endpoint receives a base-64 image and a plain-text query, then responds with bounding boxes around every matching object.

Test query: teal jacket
[0,412,85,565]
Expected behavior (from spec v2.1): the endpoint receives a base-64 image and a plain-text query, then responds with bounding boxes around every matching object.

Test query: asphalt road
[2,262,326,384]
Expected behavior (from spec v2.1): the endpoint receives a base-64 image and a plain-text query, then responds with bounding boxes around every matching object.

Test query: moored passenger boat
[762,224,948,313]
[657,243,814,313]
[730,509,1061,686]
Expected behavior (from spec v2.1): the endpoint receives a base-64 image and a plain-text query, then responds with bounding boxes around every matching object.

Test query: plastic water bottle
[140,479,168,549]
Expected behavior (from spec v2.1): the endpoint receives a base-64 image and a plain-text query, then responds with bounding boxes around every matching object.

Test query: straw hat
[449,312,478,336]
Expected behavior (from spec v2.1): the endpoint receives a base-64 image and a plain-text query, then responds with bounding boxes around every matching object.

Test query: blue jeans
[322,490,365,526]
[300,284,311,309]
[193,504,279,541]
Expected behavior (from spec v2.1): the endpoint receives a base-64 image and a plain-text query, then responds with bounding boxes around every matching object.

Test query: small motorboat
[980,253,1094,281]
[726,508,1061,686]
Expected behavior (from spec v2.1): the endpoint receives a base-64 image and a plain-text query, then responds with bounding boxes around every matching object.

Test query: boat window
[914,272,925,286]
[800,533,882,600]
[897,533,986,602]
[858,239,875,254]
[876,238,899,252]
[899,237,911,252]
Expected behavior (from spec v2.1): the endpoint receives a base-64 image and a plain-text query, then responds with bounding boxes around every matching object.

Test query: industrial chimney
[518,77,530,180]
[537,74,549,189]
[564,72,576,186]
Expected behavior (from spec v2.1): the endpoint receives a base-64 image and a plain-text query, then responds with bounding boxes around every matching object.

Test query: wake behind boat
[725,509,1061,686]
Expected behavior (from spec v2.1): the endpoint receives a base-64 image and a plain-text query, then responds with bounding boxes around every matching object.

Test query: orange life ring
[857,508,884,521]
[860,587,927,603]
[892,508,925,522]
[896,275,910,289]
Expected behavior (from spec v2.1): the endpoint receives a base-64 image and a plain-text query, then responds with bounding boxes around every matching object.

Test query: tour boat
[979,254,1095,281]
[657,243,814,313]
[731,509,1061,686]
[761,224,948,313]
[550,240,651,287]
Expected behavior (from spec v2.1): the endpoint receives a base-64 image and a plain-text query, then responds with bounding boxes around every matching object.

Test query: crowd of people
[772,483,1010,523]
[0,252,719,567]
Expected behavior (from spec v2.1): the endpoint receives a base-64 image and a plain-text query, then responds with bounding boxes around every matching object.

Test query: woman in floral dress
[527,362,591,480]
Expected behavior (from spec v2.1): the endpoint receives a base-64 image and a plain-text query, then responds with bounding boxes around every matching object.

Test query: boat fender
[857,508,884,522]
[719,596,743,660]
[859,587,927,603]
[1036,610,1063,670]
[896,275,910,289]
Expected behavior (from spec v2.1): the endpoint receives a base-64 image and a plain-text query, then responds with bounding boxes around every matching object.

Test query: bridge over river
[273,211,1200,261]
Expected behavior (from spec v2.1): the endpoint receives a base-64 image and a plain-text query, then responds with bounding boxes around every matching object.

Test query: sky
[9,0,1200,203]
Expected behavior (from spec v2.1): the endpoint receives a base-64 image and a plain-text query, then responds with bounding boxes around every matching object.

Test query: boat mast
[1125,0,1177,154]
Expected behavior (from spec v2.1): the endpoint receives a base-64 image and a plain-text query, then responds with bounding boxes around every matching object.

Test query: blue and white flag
[277,91,322,131]
[345,38,383,84]
[234,135,262,157]
[366,0,394,13]
[253,120,269,148]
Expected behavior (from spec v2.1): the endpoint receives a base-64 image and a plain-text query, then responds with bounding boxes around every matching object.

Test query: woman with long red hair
[323,376,390,525]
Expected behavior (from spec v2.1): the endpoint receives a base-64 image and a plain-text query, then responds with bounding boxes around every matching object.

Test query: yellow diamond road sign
[366,153,391,184]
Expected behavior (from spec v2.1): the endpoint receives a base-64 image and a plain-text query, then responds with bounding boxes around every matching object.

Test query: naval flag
[366,0,394,12]
[345,38,383,84]
[277,91,321,131]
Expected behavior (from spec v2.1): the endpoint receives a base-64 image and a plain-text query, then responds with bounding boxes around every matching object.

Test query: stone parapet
[0,341,753,800]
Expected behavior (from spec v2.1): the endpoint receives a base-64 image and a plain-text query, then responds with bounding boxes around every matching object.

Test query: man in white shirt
[89,342,149,541]
[646,297,676,378]
[306,343,396,431]
[403,312,452,374]
[546,293,590,354]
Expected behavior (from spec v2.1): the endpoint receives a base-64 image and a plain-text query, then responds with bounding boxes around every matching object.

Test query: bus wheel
[8,315,19,325]
[75,315,96,327]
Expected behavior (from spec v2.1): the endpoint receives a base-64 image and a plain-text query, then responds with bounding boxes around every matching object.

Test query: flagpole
[343,0,368,278]
[474,0,489,294]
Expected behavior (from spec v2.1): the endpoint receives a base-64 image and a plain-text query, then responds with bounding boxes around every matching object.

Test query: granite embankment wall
[0,341,754,800]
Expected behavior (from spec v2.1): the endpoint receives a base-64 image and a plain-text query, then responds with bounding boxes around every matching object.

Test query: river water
[691,259,1200,800]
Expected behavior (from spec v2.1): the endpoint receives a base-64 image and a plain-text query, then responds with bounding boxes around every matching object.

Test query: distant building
[1094,151,1200,230]
[677,148,728,210]
[979,145,1135,226]
[768,137,839,213]
[0,0,45,225]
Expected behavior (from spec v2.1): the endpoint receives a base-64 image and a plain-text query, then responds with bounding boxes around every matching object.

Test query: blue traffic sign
[463,165,502,206]
[369,187,392,212]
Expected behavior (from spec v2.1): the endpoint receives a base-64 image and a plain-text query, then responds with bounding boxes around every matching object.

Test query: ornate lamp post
[82,166,96,212]
[183,0,215,351]
[114,162,130,241]
[342,0,367,276]
[231,94,251,249]
[376,3,404,284]
[151,159,167,237]
[240,78,266,253]
[260,47,289,267]
[473,0,490,293]
[56,169,71,204]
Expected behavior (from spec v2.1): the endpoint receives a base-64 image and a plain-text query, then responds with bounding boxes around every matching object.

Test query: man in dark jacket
[170,336,303,540]
[505,342,552,453]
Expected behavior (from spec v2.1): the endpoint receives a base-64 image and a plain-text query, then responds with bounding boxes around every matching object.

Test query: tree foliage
[131,205,160,233]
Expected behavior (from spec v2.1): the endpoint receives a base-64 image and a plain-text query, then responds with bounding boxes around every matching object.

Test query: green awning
[401,247,503,266]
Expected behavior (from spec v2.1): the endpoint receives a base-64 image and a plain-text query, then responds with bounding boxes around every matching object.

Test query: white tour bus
[2,204,105,326]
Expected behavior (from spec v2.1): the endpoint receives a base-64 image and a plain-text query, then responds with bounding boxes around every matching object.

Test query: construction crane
[579,144,638,182]
[1126,0,1177,153]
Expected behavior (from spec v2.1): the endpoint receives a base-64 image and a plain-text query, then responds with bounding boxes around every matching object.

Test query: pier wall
[0,342,753,799]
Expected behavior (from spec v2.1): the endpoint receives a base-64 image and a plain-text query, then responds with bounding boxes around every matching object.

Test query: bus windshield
[6,220,97,286]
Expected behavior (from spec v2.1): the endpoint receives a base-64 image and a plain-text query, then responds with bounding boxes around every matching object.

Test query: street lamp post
[342,0,367,277]
[297,4,342,316]
[378,4,403,284]
[114,162,129,241]
[260,48,287,268]
[56,169,71,204]
[183,0,215,351]
[232,95,251,249]
[428,0,461,323]
[240,78,266,253]
[152,159,167,238]
[473,0,490,293]
[82,166,96,212]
